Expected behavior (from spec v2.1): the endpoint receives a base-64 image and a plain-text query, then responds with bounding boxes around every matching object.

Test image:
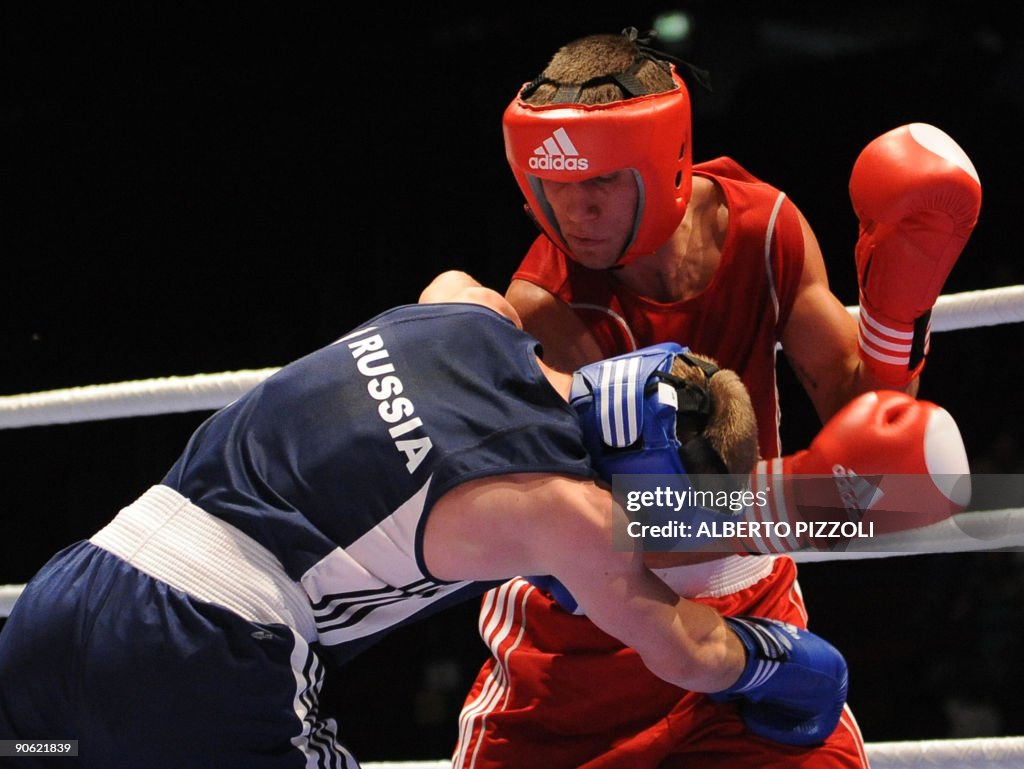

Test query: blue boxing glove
[713,616,848,746]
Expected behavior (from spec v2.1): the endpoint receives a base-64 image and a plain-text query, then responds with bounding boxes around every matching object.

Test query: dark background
[2,2,1023,761]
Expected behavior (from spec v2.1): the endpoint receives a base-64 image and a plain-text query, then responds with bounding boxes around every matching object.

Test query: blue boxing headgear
[570,342,725,480]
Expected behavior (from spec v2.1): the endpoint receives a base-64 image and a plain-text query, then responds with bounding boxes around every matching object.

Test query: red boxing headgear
[503,65,692,265]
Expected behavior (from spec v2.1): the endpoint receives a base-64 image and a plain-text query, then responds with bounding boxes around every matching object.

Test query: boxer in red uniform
[455,28,980,768]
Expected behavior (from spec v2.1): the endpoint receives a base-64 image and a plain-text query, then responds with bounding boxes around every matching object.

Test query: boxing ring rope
[925,284,1024,332]
[352,737,1024,768]
[0,368,279,429]
[3,285,1024,767]
[348,738,1024,768]
[1,286,1022,430]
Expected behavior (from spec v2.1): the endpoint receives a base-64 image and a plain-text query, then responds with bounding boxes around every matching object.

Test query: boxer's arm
[789,125,980,410]
[426,473,853,745]
[423,472,745,692]
[506,278,605,372]
[780,211,911,424]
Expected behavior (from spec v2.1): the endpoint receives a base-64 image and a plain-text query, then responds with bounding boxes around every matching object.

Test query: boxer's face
[541,169,637,269]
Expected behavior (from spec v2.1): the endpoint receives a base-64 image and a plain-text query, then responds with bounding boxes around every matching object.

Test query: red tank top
[512,158,804,458]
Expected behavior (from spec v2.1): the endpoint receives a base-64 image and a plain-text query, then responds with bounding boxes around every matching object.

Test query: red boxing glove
[849,123,981,387]
[745,391,971,552]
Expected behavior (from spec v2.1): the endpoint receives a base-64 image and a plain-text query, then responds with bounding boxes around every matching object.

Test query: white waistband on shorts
[652,554,776,598]
[90,484,317,642]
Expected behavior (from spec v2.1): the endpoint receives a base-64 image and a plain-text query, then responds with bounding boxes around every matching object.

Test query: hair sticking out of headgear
[665,352,759,477]
[520,55,658,103]
[622,27,713,93]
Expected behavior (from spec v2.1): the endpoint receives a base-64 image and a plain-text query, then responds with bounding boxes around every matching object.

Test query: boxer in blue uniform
[0,271,848,768]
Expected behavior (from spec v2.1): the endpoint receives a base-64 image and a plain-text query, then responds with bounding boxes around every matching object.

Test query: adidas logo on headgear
[530,127,590,171]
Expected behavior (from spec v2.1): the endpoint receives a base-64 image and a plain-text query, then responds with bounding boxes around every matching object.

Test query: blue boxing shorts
[0,487,354,768]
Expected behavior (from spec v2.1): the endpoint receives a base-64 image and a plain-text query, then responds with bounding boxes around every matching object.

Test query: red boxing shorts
[454,556,868,769]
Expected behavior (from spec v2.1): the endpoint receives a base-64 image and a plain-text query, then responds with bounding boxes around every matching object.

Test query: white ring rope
[0,744,1002,769]
[1,286,1022,430]
[866,737,1024,768]
[789,508,1024,562]
[0,368,278,429]
[255,737,1024,768]
[0,586,22,619]
[928,285,1024,332]
[361,738,1024,768]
